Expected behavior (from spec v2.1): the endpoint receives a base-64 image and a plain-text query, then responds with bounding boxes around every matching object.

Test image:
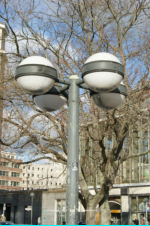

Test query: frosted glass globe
[34,94,67,112]
[16,56,57,95]
[91,93,125,110]
[91,81,127,110]
[82,52,124,92]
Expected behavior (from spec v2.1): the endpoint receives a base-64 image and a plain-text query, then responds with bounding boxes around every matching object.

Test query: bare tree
[0,0,150,224]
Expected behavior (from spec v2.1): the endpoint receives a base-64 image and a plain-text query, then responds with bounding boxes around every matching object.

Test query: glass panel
[139,213,144,225]
[148,213,150,224]
[138,196,149,211]
[132,197,137,211]
[57,200,61,225]
[138,213,150,225]
[0,180,8,185]
[56,200,66,225]
[0,171,8,176]
[140,166,149,182]
[0,162,9,167]
[123,137,128,154]
[132,213,138,224]
[141,131,148,164]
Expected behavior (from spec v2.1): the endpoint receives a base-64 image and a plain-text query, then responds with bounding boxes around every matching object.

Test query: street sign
[25,207,31,211]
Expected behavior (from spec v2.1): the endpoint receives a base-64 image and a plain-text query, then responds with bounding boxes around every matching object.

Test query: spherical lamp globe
[82,52,124,92]
[15,56,58,95]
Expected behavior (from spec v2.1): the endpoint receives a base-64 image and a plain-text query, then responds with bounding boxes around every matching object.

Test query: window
[32,174,34,177]
[23,173,25,176]
[38,168,39,170]
[28,174,30,177]
[37,175,39,178]
[56,200,66,225]
[7,155,10,158]
[42,175,43,178]
[51,169,53,172]
[140,131,149,182]
[56,183,57,185]
[139,196,149,211]
[0,171,8,176]
[0,162,9,167]
[23,181,25,184]
[141,131,148,164]
[28,166,30,170]
[11,181,20,187]
[23,166,25,169]
[42,168,43,171]
[0,180,8,185]
[12,163,20,168]
[51,182,52,185]
[131,197,137,211]
[11,172,20,177]
[32,181,34,184]
[37,181,39,185]
[32,167,34,170]
[41,182,43,185]
[11,156,14,159]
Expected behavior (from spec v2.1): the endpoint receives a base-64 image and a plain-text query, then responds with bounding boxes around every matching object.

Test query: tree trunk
[86,201,97,225]
[99,200,110,225]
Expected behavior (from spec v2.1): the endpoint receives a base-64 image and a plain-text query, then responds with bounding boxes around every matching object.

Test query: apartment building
[22,162,66,190]
[0,150,66,191]
[0,151,23,190]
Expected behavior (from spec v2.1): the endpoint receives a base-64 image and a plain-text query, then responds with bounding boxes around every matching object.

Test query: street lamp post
[3,203,6,221]
[15,52,127,225]
[30,192,35,225]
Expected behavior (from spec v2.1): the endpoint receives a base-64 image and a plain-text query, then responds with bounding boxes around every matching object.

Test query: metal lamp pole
[30,192,35,225]
[15,53,126,225]
[3,203,6,221]
[66,75,79,224]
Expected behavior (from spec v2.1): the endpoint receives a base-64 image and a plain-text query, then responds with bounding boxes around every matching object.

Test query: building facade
[22,162,66,190]
[0,151,23,191]
[0,186,150,225]
[78,122,150,225]
[0,150,66,191]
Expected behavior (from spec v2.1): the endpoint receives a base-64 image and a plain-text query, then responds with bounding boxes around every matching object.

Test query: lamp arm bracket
[75,79,84,85]
[57,77,90,90]
[78,83,90,90]
[58,85,69,92]
[58,77,71,85]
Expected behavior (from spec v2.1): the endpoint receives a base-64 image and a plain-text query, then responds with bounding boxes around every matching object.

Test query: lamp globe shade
[82,52,124,92]
[15,56,58,95]
[90,82,127,110]
[33,86,68,112]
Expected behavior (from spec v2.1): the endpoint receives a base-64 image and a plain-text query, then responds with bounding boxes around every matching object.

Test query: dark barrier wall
[121,212,129,225]
[0,190,42,224]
